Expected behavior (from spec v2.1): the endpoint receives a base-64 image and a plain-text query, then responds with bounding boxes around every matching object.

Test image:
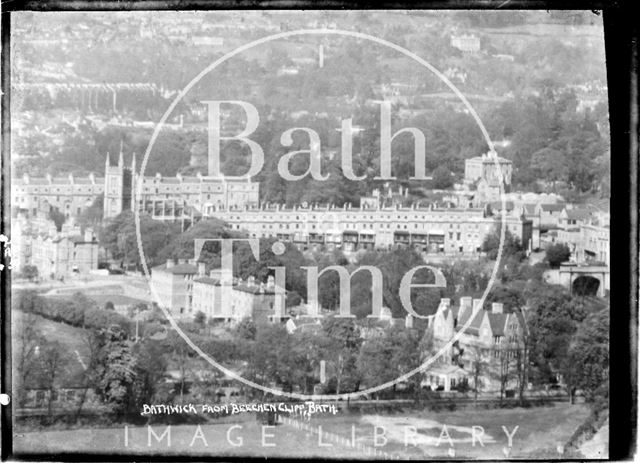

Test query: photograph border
[0,1,636,461]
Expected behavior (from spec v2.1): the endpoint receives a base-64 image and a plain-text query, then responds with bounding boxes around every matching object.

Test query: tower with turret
[103,145,133,219]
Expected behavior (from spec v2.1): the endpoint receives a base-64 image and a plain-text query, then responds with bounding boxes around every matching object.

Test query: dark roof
[28,178,50,185]
[540,203,565,212]
[69,235,92,244]
[234,283,276,295]
[153,263,198,275]
[564,208,592,221]
[456,306,484,336]
[489,201,514,211]
[487,313,508,336]
[194,277,220,285]
[523,204,537,215]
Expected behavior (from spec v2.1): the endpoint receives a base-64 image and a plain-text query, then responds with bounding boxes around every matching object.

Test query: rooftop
[152,263,198,275]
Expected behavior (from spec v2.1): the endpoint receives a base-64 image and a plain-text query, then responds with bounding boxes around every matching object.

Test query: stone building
[150,259,199,316]
[12,216,99,280]
[464,150,513,198]
[191,271,286,324]
[11,150,260,223]
[210,203,532,256]
[429,297,526,392]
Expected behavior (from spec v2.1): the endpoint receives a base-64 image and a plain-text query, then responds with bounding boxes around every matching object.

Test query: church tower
[103,149,125,219]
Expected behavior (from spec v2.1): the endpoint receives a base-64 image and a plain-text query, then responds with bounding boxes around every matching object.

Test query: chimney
[198,262,206,277]
[267,275,275,289]
[220,267,232,285]
[84,228,94,242]
[166,259,175,269]
[492,302,504,314]
[459,296,472,313]
[259,282,265,294]
[248,276,256,286]
[472,298,483,314]
[437,298,451,313]
[405,314,414,329]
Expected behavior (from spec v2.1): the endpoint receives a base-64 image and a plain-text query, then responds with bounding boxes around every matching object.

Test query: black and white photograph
[0,4,635,461]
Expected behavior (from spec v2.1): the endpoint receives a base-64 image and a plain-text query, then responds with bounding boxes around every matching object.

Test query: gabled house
[558,207,592,230]
[430,297,526,392]
[535,203,566,230]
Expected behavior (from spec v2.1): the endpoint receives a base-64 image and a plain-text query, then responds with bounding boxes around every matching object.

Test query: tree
[194,310,206,327]
[315,318,363,395]
[470,350,487,406]
[484,283,526,312]
[14,312,44,407]
[104,301,115,311]
[432,165,454,189]
[100,211,175,269]
[545,243,572,268]
[130,339,170,410]
[39,341,69,423]
[94,326,137,415]
[73,330,103,422]
[77,195,104,228]
[493,343,515,403]
[481,224,524,261]
[526,286,586,385]
[20,265,39,282]
[165,331,193,403]
[14,289,46,314]
[247,324,308,394]
[567,309,609,405]
[357,332,398,399]
[48,208,66,231]
[234,317,257,341]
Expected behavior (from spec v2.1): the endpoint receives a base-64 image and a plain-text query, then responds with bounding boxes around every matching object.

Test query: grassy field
[13,402,593,459]
[12,310,92,358]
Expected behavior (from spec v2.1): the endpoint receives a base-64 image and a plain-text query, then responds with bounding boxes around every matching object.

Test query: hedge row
[15,290,133,335]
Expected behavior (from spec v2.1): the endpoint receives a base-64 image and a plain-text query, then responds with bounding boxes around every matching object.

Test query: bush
[545,243,571,268]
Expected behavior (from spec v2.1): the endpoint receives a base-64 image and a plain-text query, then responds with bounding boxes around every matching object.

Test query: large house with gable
[428,296,527,392]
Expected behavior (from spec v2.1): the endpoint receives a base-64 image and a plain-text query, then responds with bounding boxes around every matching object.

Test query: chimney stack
[166,258,175,269]
[405,314,414,329]
[248,276,256,286]
[198,262,206,277]
[267,275,275,289]
[84,227,94,242]
[492,302,504,314]
[459,296,472,313]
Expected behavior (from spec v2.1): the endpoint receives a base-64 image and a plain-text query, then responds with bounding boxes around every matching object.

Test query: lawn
[12,402,593,459]
[12,310,92,358]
